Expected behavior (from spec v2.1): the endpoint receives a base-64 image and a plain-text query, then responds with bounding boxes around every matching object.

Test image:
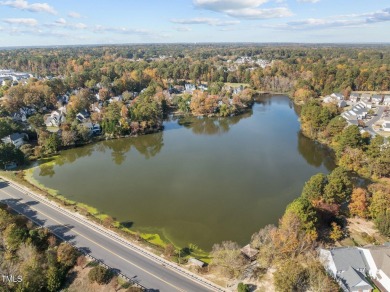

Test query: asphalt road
[0,179,223,292]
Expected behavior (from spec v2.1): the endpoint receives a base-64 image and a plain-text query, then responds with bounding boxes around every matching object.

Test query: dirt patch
[344,218,387,246]
[63,265,130,292]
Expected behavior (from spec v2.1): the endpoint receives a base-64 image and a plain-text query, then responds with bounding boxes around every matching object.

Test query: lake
[32,95,335,250]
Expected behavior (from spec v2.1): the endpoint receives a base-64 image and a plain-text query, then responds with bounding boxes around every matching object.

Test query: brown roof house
[240,244,259,261]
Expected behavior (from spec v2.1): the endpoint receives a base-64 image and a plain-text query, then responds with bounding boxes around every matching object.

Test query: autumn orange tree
[349,188,369,218]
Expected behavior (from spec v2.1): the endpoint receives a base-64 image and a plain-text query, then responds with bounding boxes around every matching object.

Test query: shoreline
[0,168,211,262]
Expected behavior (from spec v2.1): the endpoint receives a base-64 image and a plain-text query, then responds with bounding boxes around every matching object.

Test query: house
[383,122,390,132]
[338,100,347,108]
[91,102,102,113]
[320,247,372,292]
[349,93,360,103]
[109,95,123,103]
[240,244,259,261]
[81,122,101,135]
[361,245,390,291]
[323,95,334,104]
[361,101,373,109]
[185,83,196,93]
[188,258,206,268]
[361,93,372,103]
[341,102,368,122]
[45,110,66,127]
[198,84,208,91]
[383,95,390,106]
[371,95,383,105]
[1,133,28,148]
[331,93,345,101]
[76,110,90,123]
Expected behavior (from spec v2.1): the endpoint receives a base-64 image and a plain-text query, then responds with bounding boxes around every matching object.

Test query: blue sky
[0,0,389,46]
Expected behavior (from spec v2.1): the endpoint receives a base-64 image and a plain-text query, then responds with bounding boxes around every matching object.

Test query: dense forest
[0,44,389,96]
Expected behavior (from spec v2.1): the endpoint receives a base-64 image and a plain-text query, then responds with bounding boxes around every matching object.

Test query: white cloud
[194,0,269,11]
[174,26,192,32]
[265,7,390,30]
[226,7,292,19]
[297,0,320,3]
[170,17,240,26]
[68,11,82,19]
[0,0,57,14]
[55,18,66,25]
[193,0,292,19]
[3,18,38,26]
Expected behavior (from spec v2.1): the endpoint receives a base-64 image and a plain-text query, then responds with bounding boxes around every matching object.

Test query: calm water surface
[33,95,335,250]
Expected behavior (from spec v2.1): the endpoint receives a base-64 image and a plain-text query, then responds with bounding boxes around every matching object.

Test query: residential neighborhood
[324,92,390,137]
[321,244,390,292]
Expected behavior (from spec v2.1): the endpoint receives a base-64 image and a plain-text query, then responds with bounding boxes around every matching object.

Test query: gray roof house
[361,93,372,102]
[350,93,360,102]
[361,245,390,291]
[341,266,373,292]
[1,133,28,148]
[320,247,372,292]
[384,95,390,106]
[331,93,345,101]
[383,122,390,132]
[76,109,90,122]
[371,95,383,105]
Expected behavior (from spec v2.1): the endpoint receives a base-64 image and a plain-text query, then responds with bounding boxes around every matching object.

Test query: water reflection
[100,132,164,161]
[175,110,252,135]
[297,131,335,171]
[38,131,164,176]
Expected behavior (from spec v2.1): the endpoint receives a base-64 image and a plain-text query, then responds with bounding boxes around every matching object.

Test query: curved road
[0,179,224,292]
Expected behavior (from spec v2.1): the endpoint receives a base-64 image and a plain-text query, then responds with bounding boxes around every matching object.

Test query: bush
[237,282,250,292]
[88,265,112,284]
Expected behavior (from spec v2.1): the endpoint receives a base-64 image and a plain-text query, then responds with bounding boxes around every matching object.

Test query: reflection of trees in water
[99,131,164,163]
[38,131,164,172]
[297,131,335,171]
[177,110,252,136]
[38,163,55,177]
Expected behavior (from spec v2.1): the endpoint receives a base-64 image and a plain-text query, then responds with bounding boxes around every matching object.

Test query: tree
[376,211,390,237]
[335,125,362,156]
[61,130,76,146]
[210,241,246,278]
[285,197,317,237]
[88,265,112,284]
[237,282,250,292]
[28,114,46,133]
[3,223,27,251]
[329,222,343,242]
[44,133,61,154]
[0,117,15,138]
[46,266,63,292]
[273,259,308,292]
[0,143,25,169]
[301,173,327,202]
[349,188,369,218]
[272,212,316,259]
[370,147,390,178]
[369,190,390,220]
[323,167,352,204]
[57,242,78,267]
[366,135,385,158]
[326,116,346,138]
